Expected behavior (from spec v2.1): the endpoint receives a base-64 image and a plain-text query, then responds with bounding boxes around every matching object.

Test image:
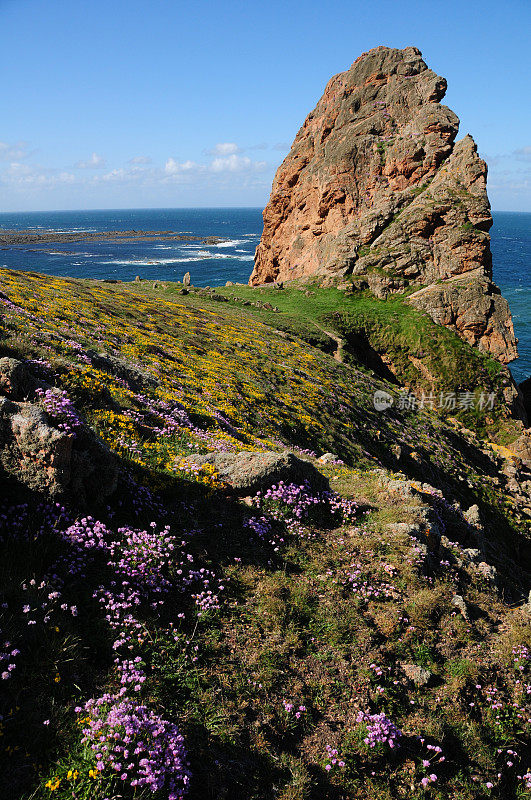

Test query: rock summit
[250,46,517,363]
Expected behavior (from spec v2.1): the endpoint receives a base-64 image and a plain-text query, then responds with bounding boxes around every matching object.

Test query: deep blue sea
[0,207,529,383]
[489,212,530,384]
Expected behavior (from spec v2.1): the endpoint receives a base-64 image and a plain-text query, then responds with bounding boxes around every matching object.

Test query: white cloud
[2,162,75,186]
[210,154,267,173]
[488,175,531,191]
[205,142,241,156]
[100,168,128,182]
[96,165,153,184]
[164,158,201,175]
[0,138,276,205]
[5,162,32,177]
[75,152,107,169]
[0,141,30,161]
[127,155,152,165]
[484,146,531,164]
[57,171,76,184]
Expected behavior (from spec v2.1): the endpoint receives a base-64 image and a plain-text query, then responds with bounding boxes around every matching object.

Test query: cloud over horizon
[1,161,76,188]
[204,142,241,156]
[0,141,31,162]
[75,152,107,169]
[3,137,528,211]
[0,140,276,205]
[127,155,153,165]
[210,154,266,173]
[164,158,201,175]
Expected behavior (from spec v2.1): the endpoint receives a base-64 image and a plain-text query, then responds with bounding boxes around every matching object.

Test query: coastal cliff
[250,46,517,364]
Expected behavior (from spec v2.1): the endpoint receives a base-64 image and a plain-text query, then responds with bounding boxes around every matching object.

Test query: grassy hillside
[0,268,529,800]
[132,279,514,435]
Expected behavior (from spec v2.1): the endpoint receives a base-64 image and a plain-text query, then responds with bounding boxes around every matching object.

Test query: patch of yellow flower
[174,459,227,490]
[0,268,373,484]
[487,442,518,461]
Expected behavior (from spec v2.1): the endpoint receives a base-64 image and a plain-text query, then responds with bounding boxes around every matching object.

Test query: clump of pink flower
[251,480,358,537]
[36,387,81,435]
[324,743,346,771]
[356,710,402,749]
[80,695,190,798]
[282,700,307,720]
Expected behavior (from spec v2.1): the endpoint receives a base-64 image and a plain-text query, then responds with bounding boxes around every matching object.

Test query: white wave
[172,253,252,262]
[98,252,255,266]
[41,228,98,233]
[215,239,244,248]
[99,258,192,266]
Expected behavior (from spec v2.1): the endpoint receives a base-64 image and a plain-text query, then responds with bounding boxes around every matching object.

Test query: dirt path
[312,322,345,363]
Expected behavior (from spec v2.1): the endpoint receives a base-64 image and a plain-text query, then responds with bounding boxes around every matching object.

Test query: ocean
[0,207,529,383]
[489,212,530,384]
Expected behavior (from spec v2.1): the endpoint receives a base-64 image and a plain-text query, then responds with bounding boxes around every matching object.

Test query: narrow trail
[312,322,345,363]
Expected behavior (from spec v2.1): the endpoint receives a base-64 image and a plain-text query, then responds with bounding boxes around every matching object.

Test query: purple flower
[81,697,190,797]
[356,710,402,749]
[36,387,81,436]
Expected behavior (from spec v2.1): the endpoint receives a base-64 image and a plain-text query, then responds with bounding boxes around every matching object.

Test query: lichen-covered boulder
[0,397,72,494]
[510,431,531,464]
[181,450,328,494]
[85,350,156,390]
[0,357,41,399]
[0,396,118,503]
[408,271,517,363]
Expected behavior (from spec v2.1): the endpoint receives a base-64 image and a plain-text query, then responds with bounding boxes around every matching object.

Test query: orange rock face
[250,46,517,364]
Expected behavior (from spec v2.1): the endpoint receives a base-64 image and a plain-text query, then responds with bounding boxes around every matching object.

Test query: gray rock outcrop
[180,450,327,494]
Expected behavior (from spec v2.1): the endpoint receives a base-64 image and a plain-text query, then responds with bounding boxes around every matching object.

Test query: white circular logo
[373,390,393,411]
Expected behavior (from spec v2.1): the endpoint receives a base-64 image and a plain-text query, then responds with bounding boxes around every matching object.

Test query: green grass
[130,280,511,434]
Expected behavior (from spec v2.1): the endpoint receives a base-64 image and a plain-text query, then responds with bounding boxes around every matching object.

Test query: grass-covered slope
[139,280,518,435]
[0,268,530,800]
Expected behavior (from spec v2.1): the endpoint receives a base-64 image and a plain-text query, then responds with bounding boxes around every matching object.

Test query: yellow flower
[45,776,61,790]
[88,768,100,779]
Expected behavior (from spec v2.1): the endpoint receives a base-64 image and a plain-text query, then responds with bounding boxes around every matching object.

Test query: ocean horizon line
[1,206,530,218]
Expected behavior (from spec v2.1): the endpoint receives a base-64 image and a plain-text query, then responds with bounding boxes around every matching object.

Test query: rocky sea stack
[250,46,517,364]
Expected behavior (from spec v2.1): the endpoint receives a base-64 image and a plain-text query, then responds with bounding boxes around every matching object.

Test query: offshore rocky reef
[0,46,531,800]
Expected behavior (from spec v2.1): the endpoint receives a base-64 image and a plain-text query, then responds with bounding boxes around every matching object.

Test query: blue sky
[1,0,529,212]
